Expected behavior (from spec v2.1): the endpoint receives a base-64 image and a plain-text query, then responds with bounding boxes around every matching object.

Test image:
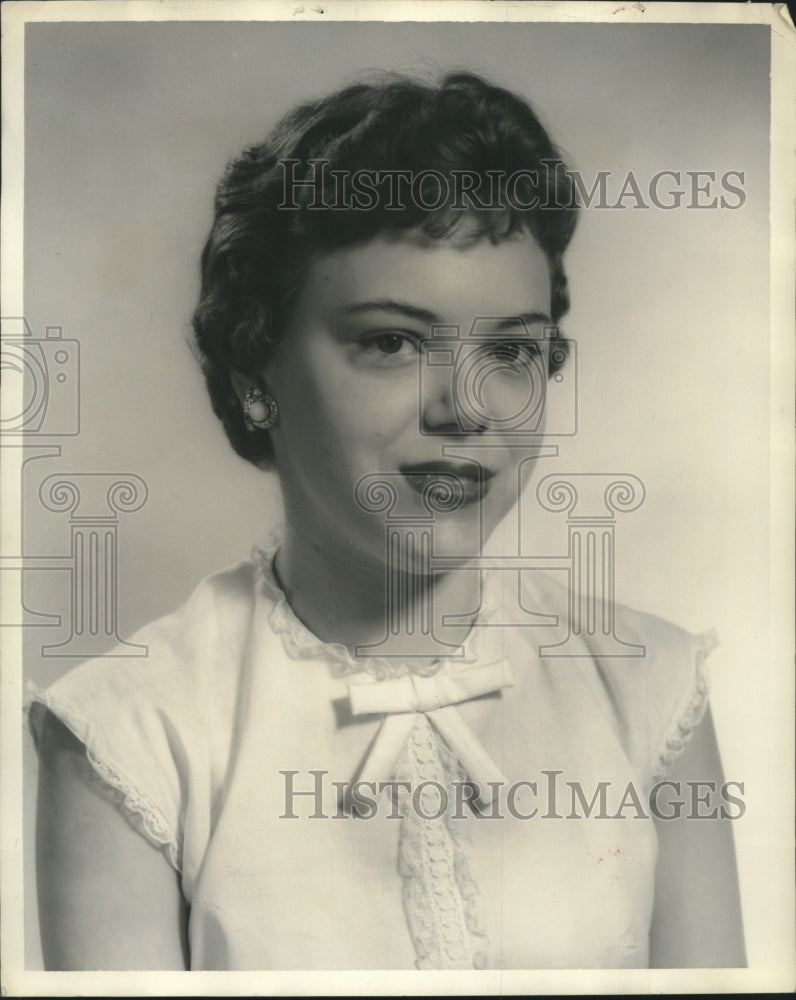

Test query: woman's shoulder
[141,553,262,656]
[32,554,261,699]
[522,567,715,660]
[26,553,266,873]
[519,569,717,786]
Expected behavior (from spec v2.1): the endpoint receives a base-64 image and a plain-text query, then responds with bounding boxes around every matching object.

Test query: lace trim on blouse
[251,527,503,680]
[650,629,717,782]
[393,716,489,970]
[26,685,183,873]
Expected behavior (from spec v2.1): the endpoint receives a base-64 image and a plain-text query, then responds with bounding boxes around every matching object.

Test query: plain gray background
[21,20,770,970]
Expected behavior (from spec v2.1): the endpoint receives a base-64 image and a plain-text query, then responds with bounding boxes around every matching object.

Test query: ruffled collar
[251,526,503,680]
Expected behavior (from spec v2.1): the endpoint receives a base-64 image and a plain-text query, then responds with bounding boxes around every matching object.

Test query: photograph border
[2,1,794,995]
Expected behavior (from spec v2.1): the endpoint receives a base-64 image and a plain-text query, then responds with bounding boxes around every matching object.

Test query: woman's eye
[488,340,541,364]
[359,331,420,363]
[374,333,408,356]
[491,341,521,362]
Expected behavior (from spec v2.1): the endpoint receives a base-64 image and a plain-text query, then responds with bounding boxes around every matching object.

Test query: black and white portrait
[2,2,793,995]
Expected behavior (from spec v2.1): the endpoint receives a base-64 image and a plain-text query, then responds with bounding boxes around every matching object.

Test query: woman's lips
[400,462,494,506]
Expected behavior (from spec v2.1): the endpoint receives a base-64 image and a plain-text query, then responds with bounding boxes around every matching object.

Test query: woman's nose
[420,365,486,436]
[420,363,457,435]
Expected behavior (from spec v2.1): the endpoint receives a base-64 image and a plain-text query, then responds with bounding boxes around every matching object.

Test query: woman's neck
[274,524,480,664]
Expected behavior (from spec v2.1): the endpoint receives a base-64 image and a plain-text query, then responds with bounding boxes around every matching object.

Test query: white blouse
[28,533,715,970]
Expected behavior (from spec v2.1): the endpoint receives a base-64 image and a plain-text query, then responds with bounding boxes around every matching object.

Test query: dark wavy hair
[192,71,580,467]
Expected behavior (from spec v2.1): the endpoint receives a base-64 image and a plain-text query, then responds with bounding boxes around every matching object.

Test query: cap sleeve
[649,628,718,783]
[25,557,259,883]
[583,597,721,792]
[27,625,189,873]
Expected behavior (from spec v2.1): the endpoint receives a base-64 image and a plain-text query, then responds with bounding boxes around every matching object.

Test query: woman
[29,72,746,970]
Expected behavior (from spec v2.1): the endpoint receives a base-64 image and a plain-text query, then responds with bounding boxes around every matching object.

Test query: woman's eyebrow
[341,299,440,324]
[341,301,553,331]
[491,312,553,331]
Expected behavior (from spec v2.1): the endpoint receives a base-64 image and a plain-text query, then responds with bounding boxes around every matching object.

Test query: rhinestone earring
[243,384,278,431]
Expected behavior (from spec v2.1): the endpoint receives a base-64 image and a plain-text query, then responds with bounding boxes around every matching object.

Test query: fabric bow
[348,659,515,807]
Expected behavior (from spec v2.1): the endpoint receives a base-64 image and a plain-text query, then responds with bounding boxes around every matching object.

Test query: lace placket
[394,715,488,970]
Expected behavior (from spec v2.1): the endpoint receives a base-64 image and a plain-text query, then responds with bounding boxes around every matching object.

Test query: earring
[243,384,278,431]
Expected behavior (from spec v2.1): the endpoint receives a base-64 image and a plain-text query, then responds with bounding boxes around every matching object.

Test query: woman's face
[261,227,554,570]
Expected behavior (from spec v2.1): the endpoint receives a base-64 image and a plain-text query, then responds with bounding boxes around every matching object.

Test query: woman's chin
[366,511,489,577]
